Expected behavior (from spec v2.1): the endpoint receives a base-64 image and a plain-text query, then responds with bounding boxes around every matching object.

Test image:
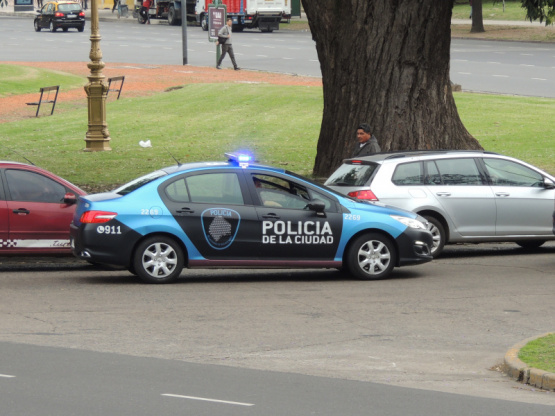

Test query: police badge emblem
[201,208,241,250]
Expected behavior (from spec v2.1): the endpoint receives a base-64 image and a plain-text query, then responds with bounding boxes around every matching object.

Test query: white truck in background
[196,0,291,32]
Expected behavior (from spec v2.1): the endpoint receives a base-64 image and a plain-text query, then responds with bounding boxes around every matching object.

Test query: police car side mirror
[306,200,326,217]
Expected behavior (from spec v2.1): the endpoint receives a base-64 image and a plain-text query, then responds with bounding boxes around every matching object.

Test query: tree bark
[302,0,482,178]
[471,0,485,33]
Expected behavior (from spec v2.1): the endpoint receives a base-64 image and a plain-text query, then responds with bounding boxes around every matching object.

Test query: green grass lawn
[0,64,554,191]
[452,0,531,21]
[0,64,85,98]
[519,333,555,373]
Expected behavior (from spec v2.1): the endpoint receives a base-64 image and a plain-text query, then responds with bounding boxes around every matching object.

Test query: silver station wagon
[325,151,555,257]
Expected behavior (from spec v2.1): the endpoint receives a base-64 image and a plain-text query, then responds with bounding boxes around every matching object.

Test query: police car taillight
[347,190,379,201]
[80,211,117,223]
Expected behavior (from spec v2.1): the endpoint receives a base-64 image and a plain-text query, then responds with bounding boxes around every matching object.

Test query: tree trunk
[471,0,485,33]
[302,0,482,178]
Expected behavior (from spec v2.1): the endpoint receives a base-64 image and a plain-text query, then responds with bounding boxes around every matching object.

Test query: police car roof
[160,160,286,174]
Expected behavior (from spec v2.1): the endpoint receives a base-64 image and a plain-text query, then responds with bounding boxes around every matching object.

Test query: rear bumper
[53,18,85,28]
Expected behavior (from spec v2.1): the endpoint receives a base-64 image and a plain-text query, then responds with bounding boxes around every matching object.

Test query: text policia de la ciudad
[262,221,334,244]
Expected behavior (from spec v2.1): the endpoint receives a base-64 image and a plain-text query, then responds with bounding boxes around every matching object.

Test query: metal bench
[26,85,59,117]
[107,76,125,100]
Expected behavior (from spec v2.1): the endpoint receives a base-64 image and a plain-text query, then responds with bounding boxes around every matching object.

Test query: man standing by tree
[351,123,381,157]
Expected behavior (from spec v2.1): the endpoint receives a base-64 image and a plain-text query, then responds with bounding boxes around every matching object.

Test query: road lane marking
[492,74,509,77]
[162,394,254,407]
[531,78,547,81]
[0,374,15,378]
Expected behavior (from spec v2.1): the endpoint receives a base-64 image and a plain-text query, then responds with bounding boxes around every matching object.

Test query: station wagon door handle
[176,207,194,214]
[13,208,30,215]
[262,213,280,219]
[495,192,510,197]
[435,192,451,197]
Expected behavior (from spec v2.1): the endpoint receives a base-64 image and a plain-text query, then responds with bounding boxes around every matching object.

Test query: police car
[70,153,433,283]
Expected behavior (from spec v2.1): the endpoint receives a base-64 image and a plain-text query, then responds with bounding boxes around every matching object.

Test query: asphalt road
[1,16,555,97]
[1,242,555,409]
[2,342,553,416]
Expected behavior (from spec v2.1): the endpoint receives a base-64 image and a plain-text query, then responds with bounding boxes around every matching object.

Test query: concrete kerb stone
[504,332,555,392]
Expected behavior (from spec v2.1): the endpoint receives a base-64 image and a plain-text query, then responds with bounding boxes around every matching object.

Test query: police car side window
[164,178,190,202]
[186,173,244,205]
[252,174,337,211]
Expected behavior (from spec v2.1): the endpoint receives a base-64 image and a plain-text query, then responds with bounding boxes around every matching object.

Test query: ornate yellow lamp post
[84,0,111,151]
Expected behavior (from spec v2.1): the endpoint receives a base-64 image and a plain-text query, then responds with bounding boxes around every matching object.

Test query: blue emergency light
[225,152,253,168]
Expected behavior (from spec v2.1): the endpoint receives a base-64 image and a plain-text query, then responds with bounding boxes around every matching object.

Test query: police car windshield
[113,170,168,195]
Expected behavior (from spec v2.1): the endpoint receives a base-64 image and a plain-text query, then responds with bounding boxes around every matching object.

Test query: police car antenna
[0,142,35,166]
[165,149,182,167]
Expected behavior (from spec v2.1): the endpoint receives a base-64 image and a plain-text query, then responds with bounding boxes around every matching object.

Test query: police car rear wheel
[347,233,396,280]
[133,236,184,283]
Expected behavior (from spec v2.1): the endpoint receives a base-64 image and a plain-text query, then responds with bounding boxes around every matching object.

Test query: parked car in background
[70,152,433,283]
[0,161,86,254]
[34,1,85,33]
[325,151,555,257]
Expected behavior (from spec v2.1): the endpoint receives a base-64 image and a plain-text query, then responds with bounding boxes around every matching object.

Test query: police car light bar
[225,152,253,169]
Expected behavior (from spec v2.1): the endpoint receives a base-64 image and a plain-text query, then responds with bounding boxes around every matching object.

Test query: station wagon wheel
[516,240,546,250]
[346,233,396,280]
[423,215,445,258]
[49,20,56,32]
[133,236,184,284]
[34,20,41,32]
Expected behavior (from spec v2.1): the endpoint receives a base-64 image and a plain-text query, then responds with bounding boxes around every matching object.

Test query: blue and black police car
[70,153,433,283]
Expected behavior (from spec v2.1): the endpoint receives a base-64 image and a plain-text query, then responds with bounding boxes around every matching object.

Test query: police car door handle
[13,208,30,215]
[262,213,280,219]
[435,192,451,197]
[176,207,195,214]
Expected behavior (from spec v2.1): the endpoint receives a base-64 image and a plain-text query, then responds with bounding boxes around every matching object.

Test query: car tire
[34,20,41,32]
[49,21,56,32]
[133,236,184,284]
[346,233,396,280]
[516,240,546,250]
[78,24,85,32]
[423,215,445,258]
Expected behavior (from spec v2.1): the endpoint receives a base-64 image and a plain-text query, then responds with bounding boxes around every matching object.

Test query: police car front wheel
[133,236,185,284]
[347,233,396,280]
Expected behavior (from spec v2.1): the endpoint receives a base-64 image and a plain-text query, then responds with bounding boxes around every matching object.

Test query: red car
[0,162,86,254]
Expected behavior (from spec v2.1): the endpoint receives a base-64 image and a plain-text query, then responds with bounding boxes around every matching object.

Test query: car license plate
[68,13,76,18]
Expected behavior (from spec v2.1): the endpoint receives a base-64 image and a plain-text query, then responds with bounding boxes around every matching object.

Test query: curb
[504,332,555,391]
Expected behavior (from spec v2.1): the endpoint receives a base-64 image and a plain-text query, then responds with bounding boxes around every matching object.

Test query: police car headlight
[390,215,427,230]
